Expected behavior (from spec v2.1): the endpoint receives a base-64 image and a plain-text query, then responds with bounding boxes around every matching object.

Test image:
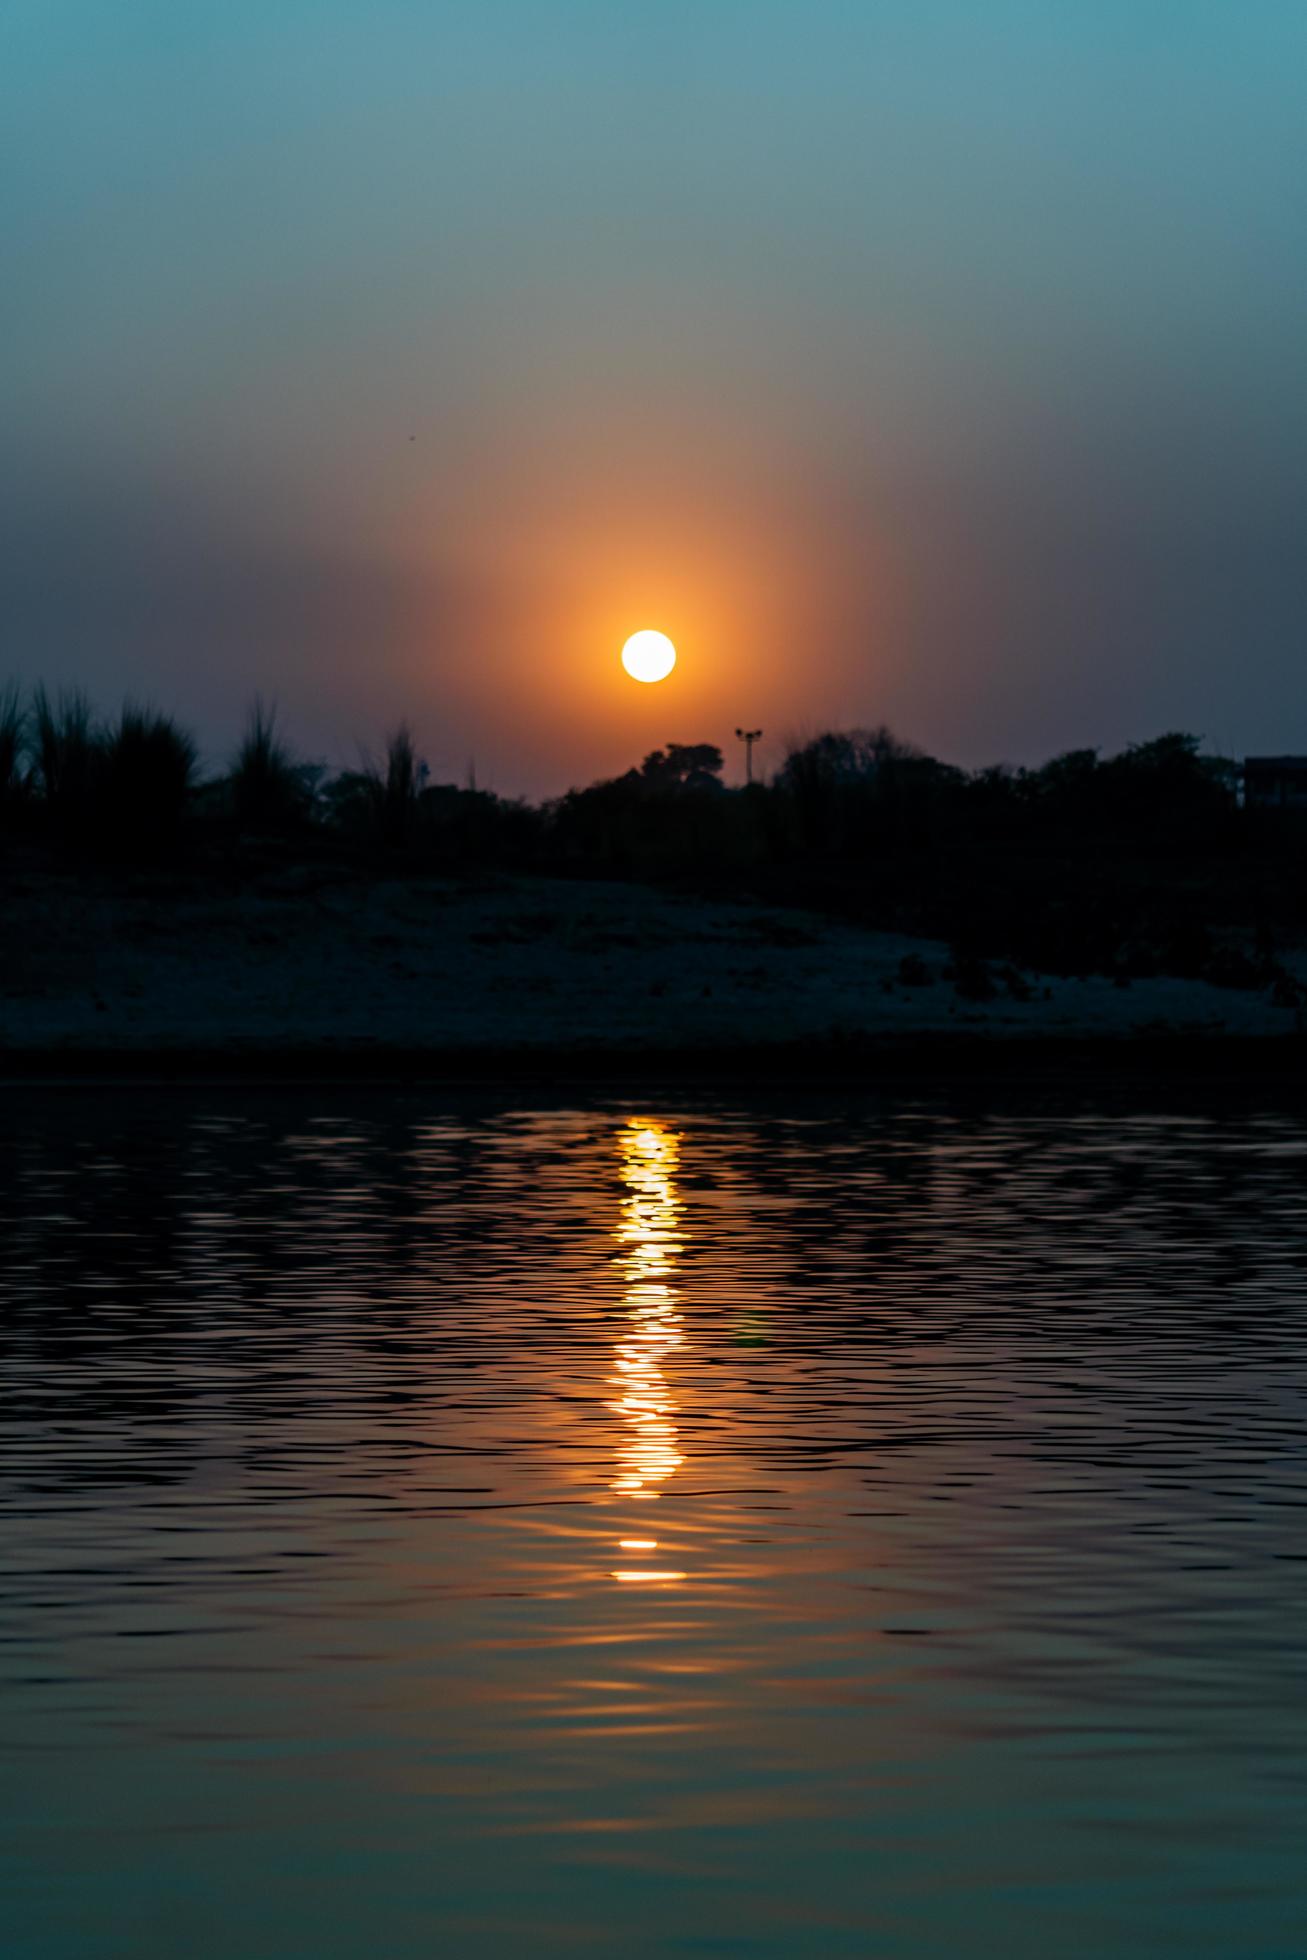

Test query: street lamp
[735,728,763,786]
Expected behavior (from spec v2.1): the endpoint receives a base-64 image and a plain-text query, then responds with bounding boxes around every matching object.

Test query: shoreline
[4,1028,1306,1087]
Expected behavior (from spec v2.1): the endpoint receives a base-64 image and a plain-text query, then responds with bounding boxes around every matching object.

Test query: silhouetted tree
[551,740,735,872]
[638,743,724,793]
[776,725,962,853]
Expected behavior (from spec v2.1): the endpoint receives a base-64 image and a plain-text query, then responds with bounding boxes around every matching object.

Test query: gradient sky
[3,1,1305,794]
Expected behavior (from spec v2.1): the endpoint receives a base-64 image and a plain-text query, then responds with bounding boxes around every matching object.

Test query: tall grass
[31,685,99,833]
[101,702,198,850]
[0,683,25,818]
[325,724,428,851]
[369,722,423,849]
[231,699,310,832]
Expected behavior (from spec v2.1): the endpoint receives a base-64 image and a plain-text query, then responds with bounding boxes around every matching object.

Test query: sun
[621,629,676,684]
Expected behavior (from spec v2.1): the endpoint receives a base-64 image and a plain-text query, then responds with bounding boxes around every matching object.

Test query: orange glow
[391,395,905,800]
[612,1570,687,1585]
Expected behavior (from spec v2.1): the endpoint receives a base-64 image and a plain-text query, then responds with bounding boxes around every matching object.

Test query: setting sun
[621,629,677,684]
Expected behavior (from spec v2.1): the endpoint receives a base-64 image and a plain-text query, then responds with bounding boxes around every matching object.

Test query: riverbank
[1,868,1301,1075]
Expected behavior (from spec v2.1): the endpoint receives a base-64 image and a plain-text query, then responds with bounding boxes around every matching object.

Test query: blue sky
[3,1,1305,790]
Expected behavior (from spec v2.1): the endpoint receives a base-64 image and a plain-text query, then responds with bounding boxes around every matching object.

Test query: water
[2,1090,1306,1957]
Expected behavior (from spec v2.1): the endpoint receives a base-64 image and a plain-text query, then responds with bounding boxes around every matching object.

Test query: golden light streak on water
[609,1120,685,1579]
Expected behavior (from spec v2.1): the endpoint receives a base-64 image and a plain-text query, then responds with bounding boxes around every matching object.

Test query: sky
[3,1,1305,795]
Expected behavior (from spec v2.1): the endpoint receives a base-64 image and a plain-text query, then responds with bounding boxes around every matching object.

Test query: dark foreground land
[7,714,1307,1076]
[2,864,1303,1079]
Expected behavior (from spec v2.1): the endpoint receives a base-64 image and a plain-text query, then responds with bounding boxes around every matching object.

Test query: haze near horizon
[3,1,1305,795]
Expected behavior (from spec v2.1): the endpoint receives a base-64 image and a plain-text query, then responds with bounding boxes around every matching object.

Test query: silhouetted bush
[637,742,725,793]
[31,686,100,838]
[321,724,424,854]
[100,703,197,855]
[231,700,313,833]
[998,963,1034,1002]
[422,784,541,864]
[0,683,25,826]
[551,742,742,874]
[323,733,540,864]
[776,726,966,856]
[949,951,996,1002]
[993,734,1237,848]
[358,723,425,852]
[320,767,374,837]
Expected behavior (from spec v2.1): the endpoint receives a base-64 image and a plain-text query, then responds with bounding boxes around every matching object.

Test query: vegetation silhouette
[552,742,737,873]
[31,685,99,838]
[0,682,23,821]
[229,698,316,834]
[325,724,427,854]
[101,705,198,856]
[0,679,1302,1000]
[22,687,198,859]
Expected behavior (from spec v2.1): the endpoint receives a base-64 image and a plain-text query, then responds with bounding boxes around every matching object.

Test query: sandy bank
[1,870,1301,1076]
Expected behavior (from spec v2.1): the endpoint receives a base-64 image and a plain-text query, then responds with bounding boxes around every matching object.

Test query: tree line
[2,682,1302,991]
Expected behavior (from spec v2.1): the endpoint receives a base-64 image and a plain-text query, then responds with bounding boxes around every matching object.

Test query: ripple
[1,1090,1306,1956]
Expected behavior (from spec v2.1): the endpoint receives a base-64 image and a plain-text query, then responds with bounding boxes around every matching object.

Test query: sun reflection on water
[609,1121,686,1583]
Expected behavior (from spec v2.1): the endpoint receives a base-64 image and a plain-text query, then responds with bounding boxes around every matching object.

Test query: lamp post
[735,727,763,787]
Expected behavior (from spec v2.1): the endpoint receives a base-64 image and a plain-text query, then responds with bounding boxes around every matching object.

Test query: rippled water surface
[3,1090,1306,1957]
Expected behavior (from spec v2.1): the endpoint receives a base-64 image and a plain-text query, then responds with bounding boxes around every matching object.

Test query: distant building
[1244,757,1307,809]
